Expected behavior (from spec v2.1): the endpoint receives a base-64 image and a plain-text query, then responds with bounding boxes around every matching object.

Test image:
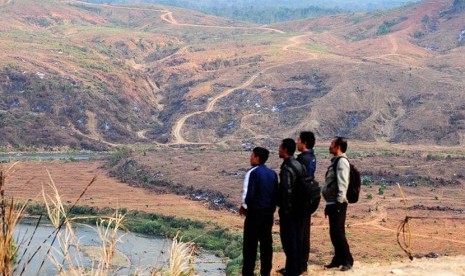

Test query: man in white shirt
[240,147,278,276]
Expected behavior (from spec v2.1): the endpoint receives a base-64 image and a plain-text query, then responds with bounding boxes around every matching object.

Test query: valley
[0,0,465,149]
[1,0,465,274]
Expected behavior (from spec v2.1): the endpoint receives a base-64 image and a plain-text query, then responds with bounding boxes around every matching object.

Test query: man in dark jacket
[296,131,317,273]
[240,147,279,276]
[277,138,306,276]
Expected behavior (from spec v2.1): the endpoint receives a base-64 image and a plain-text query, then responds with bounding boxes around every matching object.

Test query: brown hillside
[0,0,464,149]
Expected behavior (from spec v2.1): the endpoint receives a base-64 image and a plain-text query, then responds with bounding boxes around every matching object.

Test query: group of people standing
[240,132,354,276]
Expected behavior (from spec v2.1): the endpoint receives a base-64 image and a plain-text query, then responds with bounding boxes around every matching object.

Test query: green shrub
[377,17,406,36]
[378,183,387,195]
[362,176,373,186]
[109,148,131,166]
[25,204,47,215]
[414,31,425,38]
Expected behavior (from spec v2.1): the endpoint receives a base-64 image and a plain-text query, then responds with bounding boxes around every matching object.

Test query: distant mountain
[84,0,422,23]
[0,0,464,150]
[87,0,422,11]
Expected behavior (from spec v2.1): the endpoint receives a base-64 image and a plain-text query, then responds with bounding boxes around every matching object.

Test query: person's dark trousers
[326,203,354,267]
[300,214,311,273]
[242,208,274,276]
[279,211,302,276]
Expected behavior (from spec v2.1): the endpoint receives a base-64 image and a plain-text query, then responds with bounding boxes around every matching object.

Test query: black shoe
[340,265,352,271]
[324,262,340,269]
[277,268,286,275]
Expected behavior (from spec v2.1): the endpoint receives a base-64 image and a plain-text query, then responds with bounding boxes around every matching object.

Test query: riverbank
[16,219,225,275]
[25,204,242,275]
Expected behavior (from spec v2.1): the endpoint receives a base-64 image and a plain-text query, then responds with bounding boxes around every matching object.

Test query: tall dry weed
[41,171,128,276]
[152,234,195,276]
[94,211,125,274]
[0,162,27,276]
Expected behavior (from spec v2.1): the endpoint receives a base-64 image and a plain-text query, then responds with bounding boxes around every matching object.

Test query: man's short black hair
[253,147,269,164]
[334,136,348,153]
[299,131,315,149]
[281,138,296,156]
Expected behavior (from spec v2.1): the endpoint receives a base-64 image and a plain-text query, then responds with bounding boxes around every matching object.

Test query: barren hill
[0,0,464,149]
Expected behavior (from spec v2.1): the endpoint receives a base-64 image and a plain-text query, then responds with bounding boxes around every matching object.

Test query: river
[14,221,225,275]
[0,152,99,162]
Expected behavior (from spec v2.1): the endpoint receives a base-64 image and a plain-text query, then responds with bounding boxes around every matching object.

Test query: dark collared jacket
[278,157,305,215]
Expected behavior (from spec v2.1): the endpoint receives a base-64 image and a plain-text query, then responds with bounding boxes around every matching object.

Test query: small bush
[362,175,373,186]
[109,148,131,166]
[378,183,387,195]
[377,17,406,36]
[414,31,425,38]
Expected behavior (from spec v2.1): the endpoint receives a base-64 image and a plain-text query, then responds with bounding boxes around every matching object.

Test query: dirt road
[160,10,285,34]
[171,34,319,144]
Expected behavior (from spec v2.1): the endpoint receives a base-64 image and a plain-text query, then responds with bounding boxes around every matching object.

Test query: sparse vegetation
[378,183,387,195]
[413,31,425,38]
[362,175,373,186]
[0,163,26,275]
[377,17,407,35]
[453,0,465,12]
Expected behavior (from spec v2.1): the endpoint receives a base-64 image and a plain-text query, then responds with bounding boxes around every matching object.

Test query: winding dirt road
[170,57,318,144]
[160,11,285,34]
[171,33,319,144]
[68,111,121,148]
[70,0,289,145]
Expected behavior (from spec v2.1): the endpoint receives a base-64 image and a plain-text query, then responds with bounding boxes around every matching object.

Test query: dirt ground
[3,149,465,274]
[3,161,243,230]
[307,255,465,275]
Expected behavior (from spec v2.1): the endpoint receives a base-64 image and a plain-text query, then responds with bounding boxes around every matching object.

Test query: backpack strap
[332,156,349,174]
[331,156,351,196]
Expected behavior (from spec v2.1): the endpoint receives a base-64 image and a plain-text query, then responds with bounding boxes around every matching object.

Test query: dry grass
[0,162,26,276]
[151,234,195,276]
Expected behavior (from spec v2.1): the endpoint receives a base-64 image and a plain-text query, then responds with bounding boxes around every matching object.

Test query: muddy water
[14,222,225,275]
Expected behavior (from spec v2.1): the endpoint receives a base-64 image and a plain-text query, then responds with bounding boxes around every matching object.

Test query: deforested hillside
[0,0,272,149]
[0,0,464,149]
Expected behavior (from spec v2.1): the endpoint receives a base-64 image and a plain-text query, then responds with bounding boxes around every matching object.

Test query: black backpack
[287,162,321,216]
[333,157,361,203]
